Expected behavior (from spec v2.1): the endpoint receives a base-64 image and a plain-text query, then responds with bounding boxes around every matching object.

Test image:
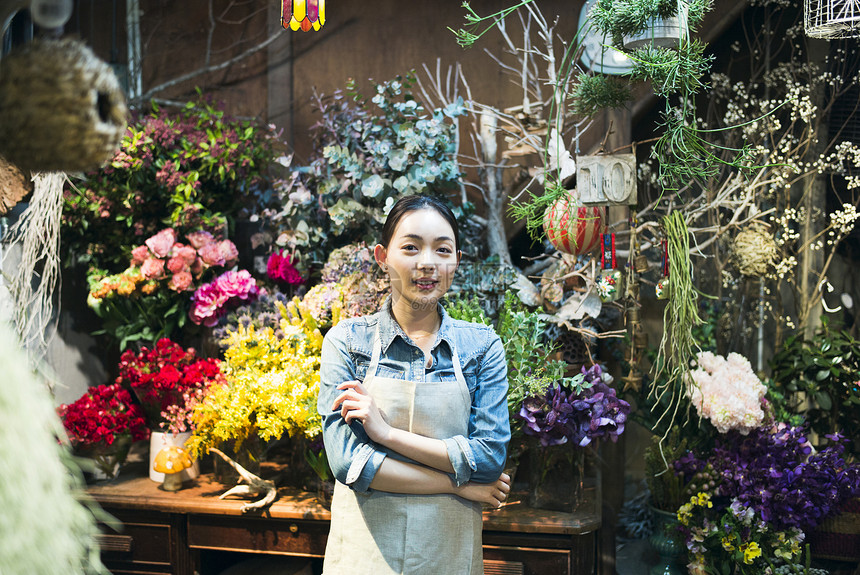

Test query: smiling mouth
[413,278,439,290]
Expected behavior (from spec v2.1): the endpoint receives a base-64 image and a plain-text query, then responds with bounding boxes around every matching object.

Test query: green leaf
[814,391,833,411]
[816,369,830,381]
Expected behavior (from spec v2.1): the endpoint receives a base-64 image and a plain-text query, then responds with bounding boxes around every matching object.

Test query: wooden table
[89,471,601,575]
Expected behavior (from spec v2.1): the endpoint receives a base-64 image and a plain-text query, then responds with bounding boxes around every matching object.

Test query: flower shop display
[674,425,860,574]
[62,97,280,275]
[256,74,475,268]
[87,228,241,348]
[516,364,631,511]
[185,297,323,467]
[189,269,260,327]
[57,383,150,479]
[115,337,225,481]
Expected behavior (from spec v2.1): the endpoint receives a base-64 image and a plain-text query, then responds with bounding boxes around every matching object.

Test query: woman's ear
[373,244,388,271]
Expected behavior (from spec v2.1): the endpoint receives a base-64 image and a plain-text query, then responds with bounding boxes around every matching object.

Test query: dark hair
[381,194,460,252]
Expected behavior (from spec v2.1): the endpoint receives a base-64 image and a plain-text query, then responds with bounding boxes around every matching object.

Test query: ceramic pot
[149,430,199,483]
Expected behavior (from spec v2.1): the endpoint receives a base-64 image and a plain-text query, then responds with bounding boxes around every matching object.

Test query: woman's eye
[402,244,417,252]
[438,247,452,254]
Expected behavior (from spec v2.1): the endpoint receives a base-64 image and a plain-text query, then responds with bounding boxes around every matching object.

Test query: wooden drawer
[98,510,174,574]
[188,515,328,558]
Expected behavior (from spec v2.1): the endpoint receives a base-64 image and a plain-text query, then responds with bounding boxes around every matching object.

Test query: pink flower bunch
[189,269,260,326]
[687,351,767,435]
[130,228,239,293]
[267,250,304,285]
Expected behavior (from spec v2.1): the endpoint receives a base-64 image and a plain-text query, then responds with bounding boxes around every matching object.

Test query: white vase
[149,430,200,483]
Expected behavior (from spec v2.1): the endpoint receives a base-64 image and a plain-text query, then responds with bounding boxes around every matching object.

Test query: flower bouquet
[515,364,631,511]
[115,338,225,482]
[674,425,860,574]
[115,337,224,430]
[185,298,323,478]
[87,227,240,348]
[57,383,149,479]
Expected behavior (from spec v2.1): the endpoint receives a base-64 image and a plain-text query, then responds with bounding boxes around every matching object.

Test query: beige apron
[322,327,483,575]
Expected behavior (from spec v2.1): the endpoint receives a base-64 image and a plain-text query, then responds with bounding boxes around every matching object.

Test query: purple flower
[515,364,631,448]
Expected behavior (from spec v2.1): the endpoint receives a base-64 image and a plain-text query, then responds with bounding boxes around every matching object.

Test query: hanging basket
[804,0,860,38]
[622,16,686,51]
[0,39,127,173]
[543,191,604,255]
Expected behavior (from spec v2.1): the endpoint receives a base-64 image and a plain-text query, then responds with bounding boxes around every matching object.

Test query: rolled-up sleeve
[319,323,387,493]
[445,332,510,485]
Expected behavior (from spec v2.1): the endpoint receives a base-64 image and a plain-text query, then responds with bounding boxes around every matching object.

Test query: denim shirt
[318,298,510,493]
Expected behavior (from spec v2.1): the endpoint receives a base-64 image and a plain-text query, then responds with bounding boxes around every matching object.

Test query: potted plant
[115,337,225,482]
[57,383,150,480]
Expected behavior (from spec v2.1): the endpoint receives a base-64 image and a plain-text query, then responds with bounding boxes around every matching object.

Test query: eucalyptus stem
[651,211,702,438]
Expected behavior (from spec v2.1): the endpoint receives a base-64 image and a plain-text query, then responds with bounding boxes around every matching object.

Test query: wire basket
[805,0,860,39]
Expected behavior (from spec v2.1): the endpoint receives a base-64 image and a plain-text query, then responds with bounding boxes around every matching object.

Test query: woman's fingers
[336,380,368,395]
[331,389,364,411]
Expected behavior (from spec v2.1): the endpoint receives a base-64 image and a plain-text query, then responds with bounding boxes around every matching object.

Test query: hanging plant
[651,211,703,434]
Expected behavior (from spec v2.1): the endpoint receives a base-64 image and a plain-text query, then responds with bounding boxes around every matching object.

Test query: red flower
[115,338,224,430]
[57,383,149,450]
[267,250,304,285]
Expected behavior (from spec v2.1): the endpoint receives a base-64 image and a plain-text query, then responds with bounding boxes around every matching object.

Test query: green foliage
[629,42,713,97]
[570,74,633,117]
[445,291,566,424]
[769,318,860,449]
[62,95,279,274]
[590,0,711,41]
[267,74,471,269]
[495,292,566,420]
[443,294,492,326]
[644,427,691,511]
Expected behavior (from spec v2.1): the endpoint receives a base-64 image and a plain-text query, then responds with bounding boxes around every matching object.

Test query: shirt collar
[377,296,455,355]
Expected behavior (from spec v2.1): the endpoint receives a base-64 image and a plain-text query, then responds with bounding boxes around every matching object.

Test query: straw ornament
[0,38,127,173]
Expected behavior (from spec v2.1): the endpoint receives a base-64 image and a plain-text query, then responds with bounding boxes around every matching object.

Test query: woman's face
[375,208,459,310]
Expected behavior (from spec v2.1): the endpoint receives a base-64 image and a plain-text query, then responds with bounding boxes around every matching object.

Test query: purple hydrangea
[515,364,631,447]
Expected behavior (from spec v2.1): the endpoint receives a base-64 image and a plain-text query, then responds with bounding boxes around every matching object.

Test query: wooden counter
[89,471,601,575]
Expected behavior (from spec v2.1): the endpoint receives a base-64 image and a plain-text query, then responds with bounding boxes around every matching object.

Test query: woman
[319,194,511,575]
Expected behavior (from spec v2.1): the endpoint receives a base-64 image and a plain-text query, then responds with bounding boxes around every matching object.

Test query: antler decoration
[210,448,278,513]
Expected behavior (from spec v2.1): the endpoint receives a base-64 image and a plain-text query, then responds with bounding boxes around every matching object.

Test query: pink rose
[166,256,189,274]
[214,270,258,300]
[266,252,283,281]
[141,257,166,280]
[218,240,239,266]
[198,243,225,267]
[172,244,197,266]
[186,230,215,250]
[168,271,193,292]
[130,245,150,266]
[144,228,176,258]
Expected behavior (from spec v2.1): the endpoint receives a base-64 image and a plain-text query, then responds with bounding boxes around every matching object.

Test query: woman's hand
[331,381,391,443]
[454,472,511,508]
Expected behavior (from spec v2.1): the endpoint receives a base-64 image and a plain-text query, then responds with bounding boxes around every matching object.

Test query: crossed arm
[318,325,511,507]
[332,380,510,507]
